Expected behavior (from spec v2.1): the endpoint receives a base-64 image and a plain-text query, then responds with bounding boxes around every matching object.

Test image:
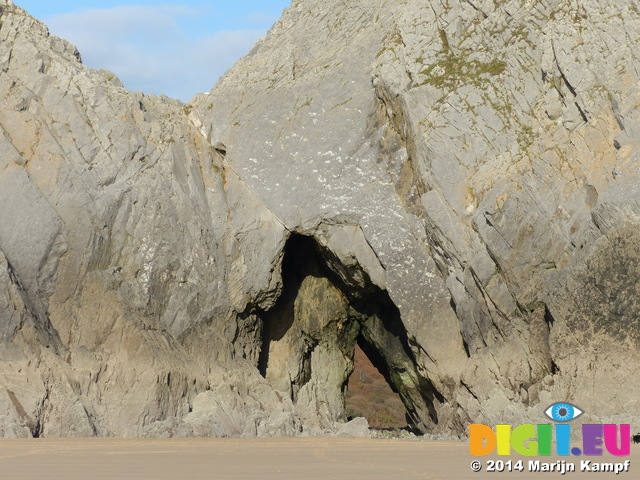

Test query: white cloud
[45,5,268,101]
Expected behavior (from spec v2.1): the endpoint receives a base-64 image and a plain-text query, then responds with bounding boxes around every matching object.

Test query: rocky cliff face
[1,0,639,437]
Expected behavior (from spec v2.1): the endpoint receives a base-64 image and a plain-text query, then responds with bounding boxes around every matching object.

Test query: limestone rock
[192,0,640,433]
[337,417,370,439]
[1,0,640,438]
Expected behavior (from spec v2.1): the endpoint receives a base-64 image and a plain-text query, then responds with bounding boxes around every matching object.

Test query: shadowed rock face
[1,0,640,437]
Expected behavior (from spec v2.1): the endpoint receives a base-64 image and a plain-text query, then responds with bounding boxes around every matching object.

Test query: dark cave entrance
[258,233,444,434]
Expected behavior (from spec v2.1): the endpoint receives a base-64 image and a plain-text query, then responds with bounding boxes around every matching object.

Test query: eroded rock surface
[1,0,640,437]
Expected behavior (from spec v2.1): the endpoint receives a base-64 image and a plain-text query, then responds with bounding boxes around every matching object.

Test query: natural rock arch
[257,233,444,433]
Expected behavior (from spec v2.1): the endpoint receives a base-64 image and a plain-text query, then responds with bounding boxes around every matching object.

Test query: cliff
[1,0,639,437]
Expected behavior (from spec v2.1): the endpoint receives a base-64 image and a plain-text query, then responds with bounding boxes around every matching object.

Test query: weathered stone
[337,417,371,438]
[192,0,640,433]
[1,0,640,438]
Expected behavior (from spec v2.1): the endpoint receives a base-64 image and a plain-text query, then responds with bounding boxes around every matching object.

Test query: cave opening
[345,343,407,430]
[257,233,443,434]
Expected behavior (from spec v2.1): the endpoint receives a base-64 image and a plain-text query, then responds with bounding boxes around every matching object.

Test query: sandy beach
[0,438,636,480]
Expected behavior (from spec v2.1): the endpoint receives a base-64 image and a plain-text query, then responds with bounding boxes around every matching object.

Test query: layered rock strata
[1,0,639,437]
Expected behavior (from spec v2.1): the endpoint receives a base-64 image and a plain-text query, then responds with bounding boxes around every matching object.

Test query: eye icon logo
[544,402,584,422]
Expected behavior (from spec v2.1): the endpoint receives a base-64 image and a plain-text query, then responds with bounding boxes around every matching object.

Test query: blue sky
[16,1,291,101]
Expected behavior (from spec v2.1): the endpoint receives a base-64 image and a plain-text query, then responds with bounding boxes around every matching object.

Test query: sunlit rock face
[1,0,640,437]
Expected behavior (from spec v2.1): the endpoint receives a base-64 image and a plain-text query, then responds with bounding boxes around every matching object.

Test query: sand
[0,438,636,479]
